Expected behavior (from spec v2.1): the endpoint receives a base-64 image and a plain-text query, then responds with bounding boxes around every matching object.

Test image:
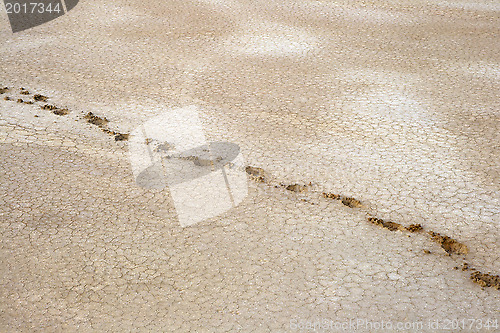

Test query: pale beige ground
[0,0,499,332]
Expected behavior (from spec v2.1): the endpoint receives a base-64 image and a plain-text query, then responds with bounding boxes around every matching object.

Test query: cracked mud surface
[247,166,497,290]
[1,0,499,331]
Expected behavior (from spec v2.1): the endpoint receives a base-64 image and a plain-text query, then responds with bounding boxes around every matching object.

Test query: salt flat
[0,0,499,331]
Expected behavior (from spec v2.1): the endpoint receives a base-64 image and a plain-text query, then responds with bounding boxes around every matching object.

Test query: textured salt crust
[222,22,318,57]
[0,36,57,52]
[454,61,500,81]
[225,33,315,57]
[436,1,500,12]
[1,121,499,331]
[1,0,499,330]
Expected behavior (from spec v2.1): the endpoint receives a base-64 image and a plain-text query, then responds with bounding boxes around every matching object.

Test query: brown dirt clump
[24,101,33,105]
[0,87,9,94]
[322,192,341,200]
[342,197,362,208]
[85,112,109,127]
[100,127,129,141]
[245,166,266,182]
[428,231,468,255]
[53,108,69,116]
[470,271,500,290]
[17,99,24,103]
[115,133,129,141]
[3,96,11,100]
[41,104,58,110]
[368,217,406,231]
[407,224,423,232]
[40,104,69,115]
[101,128,116,135]
[285,184,308,193]
[33,94,48,102]
[20,90,30,95]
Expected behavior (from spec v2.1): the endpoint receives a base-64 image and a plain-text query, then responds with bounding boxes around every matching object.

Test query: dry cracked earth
[1,0,499,332]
